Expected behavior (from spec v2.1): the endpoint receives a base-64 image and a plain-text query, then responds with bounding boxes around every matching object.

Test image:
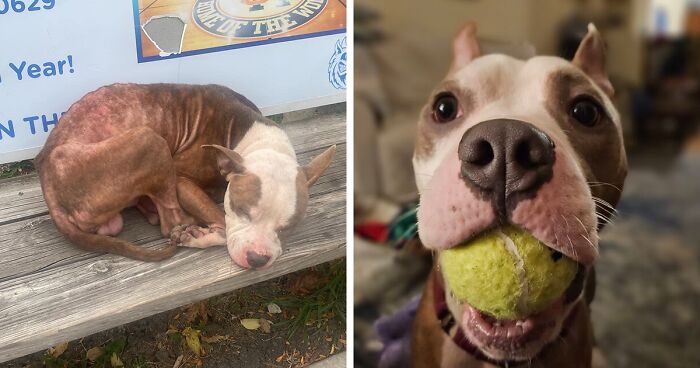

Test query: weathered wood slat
[0,146,345,281]
[0,176,47,226]
[0,111,346,362]
[0,113,345,224]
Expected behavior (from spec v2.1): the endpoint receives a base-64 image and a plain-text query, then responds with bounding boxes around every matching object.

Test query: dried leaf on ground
[267,303,282,314]
[172,355,184,368]
[48,342,68,358]
[183,302,209,324]
[241,318,261,330]
[290,270,325,295]
[181,327,204,356]
[86,346,104,361]
[110,352,124,367]
[259,319,272,333]
[202,334,231,344]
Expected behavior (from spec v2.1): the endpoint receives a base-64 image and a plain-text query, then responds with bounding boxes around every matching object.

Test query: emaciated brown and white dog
[410,23,627,367]
[36,84,335,269]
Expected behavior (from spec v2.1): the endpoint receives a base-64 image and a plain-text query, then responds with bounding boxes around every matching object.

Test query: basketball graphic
[135,0,346,61]
[193,0,328,39]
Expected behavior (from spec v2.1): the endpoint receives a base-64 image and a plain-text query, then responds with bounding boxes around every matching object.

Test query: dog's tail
[55,211,177,261]
[43,191,177,262]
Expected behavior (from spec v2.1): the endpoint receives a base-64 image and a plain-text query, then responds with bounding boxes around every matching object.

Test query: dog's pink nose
[246,251,271,269]
[459,119,554,218]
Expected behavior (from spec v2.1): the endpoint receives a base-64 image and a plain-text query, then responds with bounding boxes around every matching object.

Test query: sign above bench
[0,0,347,164]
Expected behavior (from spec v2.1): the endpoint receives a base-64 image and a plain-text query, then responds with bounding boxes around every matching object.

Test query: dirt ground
[1,260,346,368]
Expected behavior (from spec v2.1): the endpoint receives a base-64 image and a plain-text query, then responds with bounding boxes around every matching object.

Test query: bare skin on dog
[410,23,626,367]
[35,84,334,269]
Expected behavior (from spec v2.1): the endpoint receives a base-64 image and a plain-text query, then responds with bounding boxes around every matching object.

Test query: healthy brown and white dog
[35,83,335,269]
[410,24,627,367]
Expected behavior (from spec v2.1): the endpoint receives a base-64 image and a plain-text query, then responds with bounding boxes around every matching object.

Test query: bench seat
[0,111,346,362]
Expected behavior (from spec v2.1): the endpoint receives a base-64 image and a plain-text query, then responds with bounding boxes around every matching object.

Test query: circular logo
[192,0,328,39]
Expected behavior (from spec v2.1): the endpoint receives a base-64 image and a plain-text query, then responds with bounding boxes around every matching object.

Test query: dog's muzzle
[458,119,555,219]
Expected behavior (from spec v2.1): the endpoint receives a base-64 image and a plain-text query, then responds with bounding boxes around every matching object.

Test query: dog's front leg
[170,177,227,249]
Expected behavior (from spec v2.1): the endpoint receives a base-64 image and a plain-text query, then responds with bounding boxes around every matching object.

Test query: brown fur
[228,172,262,220]
[415,83,476,160]
[545,70,627,212]
[279,170,309,232]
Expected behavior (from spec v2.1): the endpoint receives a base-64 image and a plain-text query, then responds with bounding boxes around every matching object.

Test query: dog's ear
[301,145,336,187]
[202,144,246,178]
[450,22,482,73]
[573,23,614,97]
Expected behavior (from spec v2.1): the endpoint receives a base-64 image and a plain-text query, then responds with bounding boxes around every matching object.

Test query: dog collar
[431,271,580,367]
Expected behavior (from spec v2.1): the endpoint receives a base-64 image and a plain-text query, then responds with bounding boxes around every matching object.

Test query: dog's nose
[246,251,271,269]
[458,119,554,217]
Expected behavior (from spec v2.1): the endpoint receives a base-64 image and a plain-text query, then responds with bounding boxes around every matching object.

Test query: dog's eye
[432,93,460,123]
[570,97,601,127]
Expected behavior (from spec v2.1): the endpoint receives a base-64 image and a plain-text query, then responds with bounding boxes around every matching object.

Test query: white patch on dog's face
[224,121,304,269]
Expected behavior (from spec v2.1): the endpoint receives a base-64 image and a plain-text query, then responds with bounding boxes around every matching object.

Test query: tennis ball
[439,226,578,320]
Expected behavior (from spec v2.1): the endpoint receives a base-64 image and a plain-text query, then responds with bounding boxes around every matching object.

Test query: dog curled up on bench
[404,23,627,367]
[35,84,335,269]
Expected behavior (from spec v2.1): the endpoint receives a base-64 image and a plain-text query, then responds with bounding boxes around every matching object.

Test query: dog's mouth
[463,297,562,358]
[459,275,584,363]
[441,230,589,363]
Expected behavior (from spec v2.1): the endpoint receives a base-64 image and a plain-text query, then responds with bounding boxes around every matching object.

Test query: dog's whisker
[560,215,579,261]
[594,205,617,218]
[573,216,597,251]
[595,211,613,221]
[402,223,418,238]
[594,205,618,220]
[591,196,618,213]
[595,207,616,221]
[591,197,617,210]
[393,207,418,223]
[596,211,614,224]
[596,215,611,226]
[573,216,588,232]
[554,231,563,250]
[587,181,622,193]
[593,201,618,214]
[581,233,596,251]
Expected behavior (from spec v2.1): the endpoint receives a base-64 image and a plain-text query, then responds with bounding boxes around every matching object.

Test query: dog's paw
[170,224,204,246]
[170,224,226,249]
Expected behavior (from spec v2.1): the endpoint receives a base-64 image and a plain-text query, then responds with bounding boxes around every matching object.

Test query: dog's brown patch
[415,82,476,160]
[280,169,309,231]
[545,70,627,215]
[228,172,262,219]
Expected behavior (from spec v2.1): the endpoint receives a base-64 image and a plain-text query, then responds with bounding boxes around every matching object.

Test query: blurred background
[353,0,700,367]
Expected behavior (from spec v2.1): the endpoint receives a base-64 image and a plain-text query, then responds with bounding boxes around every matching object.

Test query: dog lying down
[35,83,335,269]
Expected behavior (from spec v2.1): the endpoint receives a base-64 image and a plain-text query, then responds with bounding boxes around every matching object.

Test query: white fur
[223,120,299,267]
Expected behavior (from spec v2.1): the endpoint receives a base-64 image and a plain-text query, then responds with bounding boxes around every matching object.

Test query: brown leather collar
[431,271,582,367]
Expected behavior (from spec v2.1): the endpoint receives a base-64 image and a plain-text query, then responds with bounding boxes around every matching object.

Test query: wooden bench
[0,111,346,362]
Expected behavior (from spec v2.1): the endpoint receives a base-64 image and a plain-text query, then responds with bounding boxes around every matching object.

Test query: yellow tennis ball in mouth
[439,226,579,320]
